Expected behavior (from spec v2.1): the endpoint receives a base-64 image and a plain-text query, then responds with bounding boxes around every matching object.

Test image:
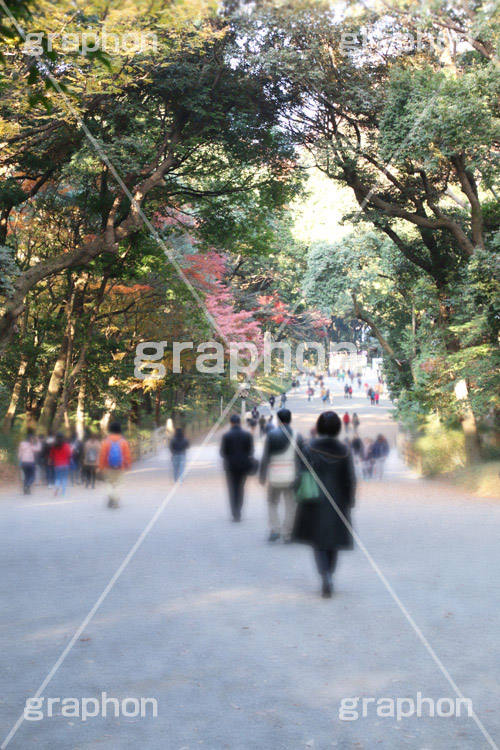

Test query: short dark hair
[276,408,291,425]
[316,411,341,437]
[109,421,122,434]
[230,414,241,425]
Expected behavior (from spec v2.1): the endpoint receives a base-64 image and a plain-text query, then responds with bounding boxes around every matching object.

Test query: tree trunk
[1,303,30,434]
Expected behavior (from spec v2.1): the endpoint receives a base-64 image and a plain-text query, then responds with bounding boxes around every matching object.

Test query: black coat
[292,437,356,551]
[220,425,254,474]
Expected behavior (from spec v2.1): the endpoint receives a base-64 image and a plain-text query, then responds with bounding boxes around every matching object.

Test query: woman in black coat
[292,411,356,598]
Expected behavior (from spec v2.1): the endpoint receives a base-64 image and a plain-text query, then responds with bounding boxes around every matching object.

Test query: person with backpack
[99,422,132,508]
[83,433,101,489]
[259,408,303,543]
[292,411,356,598]
[219,414,256,522]
[169,428,190,482]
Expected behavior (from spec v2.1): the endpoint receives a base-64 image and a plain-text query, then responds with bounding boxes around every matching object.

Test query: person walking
[280,392,287,408]
[99,422,132,509]
[41,431,55,487]
[219,415,255,522]
[18,429,40,495]
[362,438,374,478]
[83,433,101,489]
[292,411,356,598]
[260,408,302,543]
[170,427,190,482]
[344,383,349,399]
[50,432,72,497]
[348,385,353,399]
[342,411,350,433]
[372,434,390,480]
[374,390,380,406]
[269,395,276,411]
[265,415,275,434]
[258,414,267,438]
[352,412,360,435]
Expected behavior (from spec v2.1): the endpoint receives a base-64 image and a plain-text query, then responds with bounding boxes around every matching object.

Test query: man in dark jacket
[260,409,303,543]
[220,415,255,522]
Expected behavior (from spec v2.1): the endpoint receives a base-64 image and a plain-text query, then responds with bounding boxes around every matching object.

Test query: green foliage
[414,419,466,476]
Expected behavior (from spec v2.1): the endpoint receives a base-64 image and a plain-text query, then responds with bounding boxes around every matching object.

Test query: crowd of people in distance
[17,423,131,507]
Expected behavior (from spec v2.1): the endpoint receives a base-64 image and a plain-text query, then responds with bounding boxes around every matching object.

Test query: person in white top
[259,408,303,543]
[18,429,41,495]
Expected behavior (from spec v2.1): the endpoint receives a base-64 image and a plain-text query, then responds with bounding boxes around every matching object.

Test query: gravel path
[1,376,499,750]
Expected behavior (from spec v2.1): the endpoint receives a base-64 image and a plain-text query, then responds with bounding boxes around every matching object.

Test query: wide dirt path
[1,375,499,750]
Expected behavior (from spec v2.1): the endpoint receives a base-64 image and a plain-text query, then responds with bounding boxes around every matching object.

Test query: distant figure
[260,409,302,543]
[18,429,40,495]
[258,414,267,438]
[280,392,287,408]
[220,415,255,522]
[292,411,356,598]
[269,395,276,411]
[342,411,350,433]
[363,438,374,478]
[170,428,190,482]
[41,431,55,487]
[344,383,349,399]
[351,436,364,470]
[374,390,380,405]
[348,386,353,399]
[69,432,83,485]
[251,406,259,421]
[265,415,275,434]
[352,412,360,435]
[372,435,390,480]
[50,432,72,497]
[99,422,132,508]
[83,433,101,489]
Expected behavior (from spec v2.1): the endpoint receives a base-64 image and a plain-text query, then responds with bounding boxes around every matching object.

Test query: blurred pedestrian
[83,433,101,489]
[258,414,267,438]
[170,427,190,482]
[99,422,132,509]
[352,412,360,435]
[50,432,72,497]
[292,411,356,598]
[362,438,374,479]
[220,415,256,522]
[342,411,350,433]
[372,435,390,480]
[18,429,40,495]
[260,409,302,543]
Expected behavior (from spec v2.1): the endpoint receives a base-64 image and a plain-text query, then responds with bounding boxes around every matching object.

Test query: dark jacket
[220,425,254,474]
[372,438,390,459]
[292,437,356,551]
[259,424,303,484]
[170,435,190,454]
